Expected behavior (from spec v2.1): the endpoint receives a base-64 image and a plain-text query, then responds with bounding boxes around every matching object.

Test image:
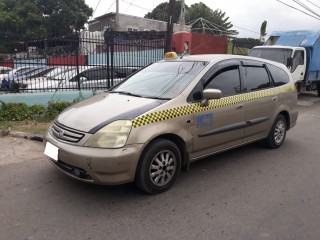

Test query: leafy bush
[0,102,31,121]
[45,101,72,120]
[0,101,71,121]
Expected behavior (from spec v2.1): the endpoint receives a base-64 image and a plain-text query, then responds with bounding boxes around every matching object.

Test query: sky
[84,0,320,38]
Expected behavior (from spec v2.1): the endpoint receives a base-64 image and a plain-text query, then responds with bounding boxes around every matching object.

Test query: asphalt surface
[0,93,320,240]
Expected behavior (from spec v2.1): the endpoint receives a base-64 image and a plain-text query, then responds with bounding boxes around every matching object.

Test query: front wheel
[265,115,287,149]
[135,139,181,194]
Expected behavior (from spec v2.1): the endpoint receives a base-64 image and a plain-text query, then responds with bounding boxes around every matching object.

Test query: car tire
[265,114,287,149]
[135,139,181,194]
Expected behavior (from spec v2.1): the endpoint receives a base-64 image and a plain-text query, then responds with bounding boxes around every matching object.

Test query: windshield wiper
[108,90,143,97]
[143,96,172,100]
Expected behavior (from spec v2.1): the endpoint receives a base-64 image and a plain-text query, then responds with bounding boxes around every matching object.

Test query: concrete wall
[87,50,164,66]
[0,91,97,106]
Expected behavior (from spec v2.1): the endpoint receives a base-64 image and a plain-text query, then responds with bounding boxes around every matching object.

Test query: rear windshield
[111,61,207,99]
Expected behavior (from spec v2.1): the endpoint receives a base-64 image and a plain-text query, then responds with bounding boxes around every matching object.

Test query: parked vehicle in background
[249,30,320,96]
[26,66,136,91]
[44,54,298,194]
[0,66,12,74]
[0,66,35,81]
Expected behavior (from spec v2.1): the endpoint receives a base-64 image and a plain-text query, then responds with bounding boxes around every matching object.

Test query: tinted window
[291,50,304,73]
[205,66,241,97]
[267,64,290,86]
[244,66,271,91]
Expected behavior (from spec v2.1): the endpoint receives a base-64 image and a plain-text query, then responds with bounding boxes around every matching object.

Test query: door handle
[272,96,278,102]
[236,104,244,109]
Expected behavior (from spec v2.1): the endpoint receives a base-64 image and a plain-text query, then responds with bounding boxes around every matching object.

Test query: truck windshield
[249,48,293,65]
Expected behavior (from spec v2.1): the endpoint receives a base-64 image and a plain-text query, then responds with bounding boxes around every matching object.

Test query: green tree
[145,1,188,23]
[0,0,93,52]
[260,20,267,42]
[145,1,235,36]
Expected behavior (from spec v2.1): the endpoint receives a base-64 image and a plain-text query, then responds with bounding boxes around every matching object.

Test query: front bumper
[44,131,144,185]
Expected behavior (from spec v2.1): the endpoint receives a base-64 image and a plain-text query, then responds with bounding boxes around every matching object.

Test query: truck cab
[249,30,320,96]
[249,46,307,91]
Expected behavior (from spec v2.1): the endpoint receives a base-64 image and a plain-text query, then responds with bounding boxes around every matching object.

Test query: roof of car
[164,54,273,63]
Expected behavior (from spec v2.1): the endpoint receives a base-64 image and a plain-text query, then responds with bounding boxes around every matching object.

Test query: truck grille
[51,121,85,143]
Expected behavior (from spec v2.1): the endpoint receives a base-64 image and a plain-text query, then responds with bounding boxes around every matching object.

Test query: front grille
[51,121,85,143]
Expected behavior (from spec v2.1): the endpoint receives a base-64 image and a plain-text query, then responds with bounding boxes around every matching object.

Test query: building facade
[88,12,190,33]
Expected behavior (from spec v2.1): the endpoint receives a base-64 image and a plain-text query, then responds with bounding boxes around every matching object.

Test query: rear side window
[291,50,304,73]
[267,64,290,86]
[244,66,271,92]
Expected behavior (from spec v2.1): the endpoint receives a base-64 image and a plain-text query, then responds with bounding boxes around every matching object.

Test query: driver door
[190,60,246,160]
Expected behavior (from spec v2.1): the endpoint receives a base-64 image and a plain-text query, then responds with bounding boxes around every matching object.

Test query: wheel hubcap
[149,150,177,187]
[274,120,285,144]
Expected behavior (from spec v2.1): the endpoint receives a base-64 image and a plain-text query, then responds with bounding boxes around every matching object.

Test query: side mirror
[201,89,222,106]
[287,57,293,68]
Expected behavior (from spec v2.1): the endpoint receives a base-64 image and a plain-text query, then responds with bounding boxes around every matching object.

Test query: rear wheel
[135,139,181,194]
[265,114,287,149]
[317,81,320,97]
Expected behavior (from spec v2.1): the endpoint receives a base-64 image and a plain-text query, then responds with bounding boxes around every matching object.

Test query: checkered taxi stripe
[131,85,295,128]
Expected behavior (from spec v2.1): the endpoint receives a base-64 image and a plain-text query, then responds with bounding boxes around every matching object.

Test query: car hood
[56,92,166,133]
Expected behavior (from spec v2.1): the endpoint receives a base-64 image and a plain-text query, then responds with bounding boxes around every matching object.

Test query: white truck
[249,30,320,96]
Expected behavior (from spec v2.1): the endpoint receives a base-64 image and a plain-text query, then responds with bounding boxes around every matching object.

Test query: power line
[276,0,320,20]
[124,0,137,13]
[90,0,102,20]
[232,25,261,35]
[292,0,320,18]
[306,0,320,9]
[121,0,152,12]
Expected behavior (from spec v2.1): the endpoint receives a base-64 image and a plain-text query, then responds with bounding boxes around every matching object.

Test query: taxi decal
[197,114,214,128]
[131,85,295,128]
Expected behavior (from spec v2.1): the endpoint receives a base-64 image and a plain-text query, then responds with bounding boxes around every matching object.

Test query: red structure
[172,32,192,55]
[172,32,228,55]
[47,56,87,66]
[0,61,14,68]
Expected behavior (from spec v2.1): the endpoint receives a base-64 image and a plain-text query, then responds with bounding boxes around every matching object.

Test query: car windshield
[249,48,293,65]
[110,61,207,99]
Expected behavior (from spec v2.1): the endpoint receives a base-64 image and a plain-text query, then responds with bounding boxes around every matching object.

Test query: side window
[267,64,290,86]
[291,50,304,73]
[205,66,241,97]
[244,66,271,92]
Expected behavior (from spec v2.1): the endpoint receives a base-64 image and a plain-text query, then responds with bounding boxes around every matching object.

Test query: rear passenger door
[241,60,278,142]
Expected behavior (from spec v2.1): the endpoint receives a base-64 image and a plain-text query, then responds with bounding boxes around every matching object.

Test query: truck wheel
[135,139,181,194]
[265,114,287,149]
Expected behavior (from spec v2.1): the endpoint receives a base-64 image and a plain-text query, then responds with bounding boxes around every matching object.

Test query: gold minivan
[44,54,298,194]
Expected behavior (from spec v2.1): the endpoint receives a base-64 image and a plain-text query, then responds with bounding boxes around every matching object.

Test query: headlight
[84,120,132,148]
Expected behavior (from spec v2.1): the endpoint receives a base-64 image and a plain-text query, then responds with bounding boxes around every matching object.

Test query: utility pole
[115,0,119,31]
[165,0,175,53]
[179,0,185,32]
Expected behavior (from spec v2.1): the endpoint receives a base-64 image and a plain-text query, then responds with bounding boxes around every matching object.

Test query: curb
[6,130,43,142]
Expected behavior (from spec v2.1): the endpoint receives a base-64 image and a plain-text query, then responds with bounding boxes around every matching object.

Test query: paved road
[1,94,320,240]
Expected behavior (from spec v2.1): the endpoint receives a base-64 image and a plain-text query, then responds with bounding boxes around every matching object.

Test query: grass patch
[0,120,52,134]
